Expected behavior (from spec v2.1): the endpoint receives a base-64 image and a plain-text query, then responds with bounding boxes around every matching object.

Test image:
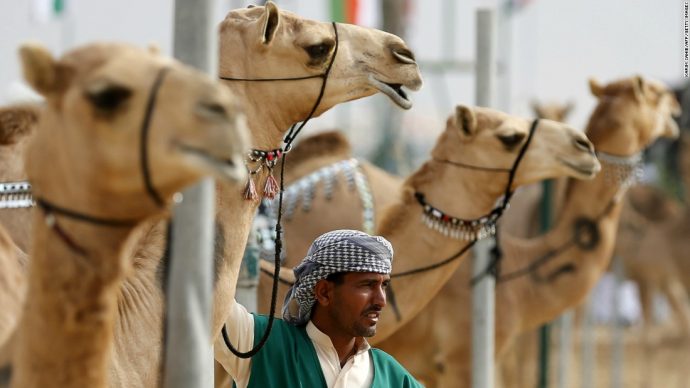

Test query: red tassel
[243,176,258,201]
[263,172,279,200]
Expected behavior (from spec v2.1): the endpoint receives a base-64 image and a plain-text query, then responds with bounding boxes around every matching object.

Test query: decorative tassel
[243,175,258,201]
[263,172,279,200]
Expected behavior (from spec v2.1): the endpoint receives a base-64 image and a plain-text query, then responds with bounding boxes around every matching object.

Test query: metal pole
[610,256,625,388]
[164,1,217,387]
[557,310,574,388]
[581,296,596,388]
[472,9,496,388]
[538,180,554,388]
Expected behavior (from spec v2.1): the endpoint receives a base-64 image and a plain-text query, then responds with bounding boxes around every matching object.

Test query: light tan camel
[0,106,37,374]
[0,105,37,252]
[376,76,681,387]
[246,101,600,344]
[0,3,423,386]
[9,42,249,388]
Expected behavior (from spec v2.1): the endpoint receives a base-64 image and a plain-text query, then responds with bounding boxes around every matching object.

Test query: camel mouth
[368,75,412,110]
[177,144,246,183]
[559,158,600,179]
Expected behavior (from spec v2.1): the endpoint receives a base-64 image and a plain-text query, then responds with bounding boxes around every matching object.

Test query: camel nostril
[574,137,593,153]
[197,101,228,120]
[391,47,416,65]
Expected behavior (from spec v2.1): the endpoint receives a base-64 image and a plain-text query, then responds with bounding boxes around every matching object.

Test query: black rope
[140,67,170,208]
[222,151,289,358]
[220,22,340,359]
[35,198,139,227]
[433,158,512,173]
[469,226,504,286]
[489,181,621,285]
[388,119,541,280]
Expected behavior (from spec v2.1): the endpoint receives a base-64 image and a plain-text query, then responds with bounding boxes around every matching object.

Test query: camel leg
[661,278,690,339]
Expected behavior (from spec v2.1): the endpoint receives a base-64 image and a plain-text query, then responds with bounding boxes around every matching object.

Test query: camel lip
[176,143,246,183]
[368,75,412,110]
[559,158,600,179]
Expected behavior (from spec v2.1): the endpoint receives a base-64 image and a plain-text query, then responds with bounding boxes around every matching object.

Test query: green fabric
[235,314,422,388]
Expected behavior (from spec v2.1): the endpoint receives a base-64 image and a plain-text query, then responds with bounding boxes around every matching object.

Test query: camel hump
[287,130,352,165]
[0,104,40,144]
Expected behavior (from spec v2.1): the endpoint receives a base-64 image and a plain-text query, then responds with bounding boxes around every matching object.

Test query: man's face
[328,272,390,337]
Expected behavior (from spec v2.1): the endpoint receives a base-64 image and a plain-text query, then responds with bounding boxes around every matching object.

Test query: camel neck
[371,163,511,342]
[12,210,136,388]
[502,159,629,332]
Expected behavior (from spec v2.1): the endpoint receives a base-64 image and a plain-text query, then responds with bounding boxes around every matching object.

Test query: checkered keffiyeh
[282,229,394,326]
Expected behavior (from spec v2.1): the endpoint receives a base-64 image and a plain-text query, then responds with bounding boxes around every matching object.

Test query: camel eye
[497,132,526,148]
[86,84,132,111]
[304,43,332,60]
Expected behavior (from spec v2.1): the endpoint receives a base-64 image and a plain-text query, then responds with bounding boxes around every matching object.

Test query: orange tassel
[243,176,258,201]
[263,173,279,200]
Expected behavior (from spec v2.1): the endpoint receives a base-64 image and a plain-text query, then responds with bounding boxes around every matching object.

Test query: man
[217,229,422,387]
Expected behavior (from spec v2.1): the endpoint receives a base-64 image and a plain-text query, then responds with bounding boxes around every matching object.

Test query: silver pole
[557,310,574,388]
[164,1,218,387]
[581,296,596,388]
[472,9,496,388]
[611,257,625,388]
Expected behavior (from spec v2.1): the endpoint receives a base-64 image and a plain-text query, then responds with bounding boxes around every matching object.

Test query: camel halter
[35,66,171,254]
[475,150,644,285]
[220,22,340,359]
[389,118,541,279]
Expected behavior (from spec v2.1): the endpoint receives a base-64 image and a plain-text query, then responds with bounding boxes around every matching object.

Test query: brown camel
[0,3,423,387]
[243,101,600,351]
[376,75,681,387]
[9,41,249,388]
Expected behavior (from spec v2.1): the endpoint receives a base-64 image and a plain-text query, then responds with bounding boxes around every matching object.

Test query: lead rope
[221,22,339,359]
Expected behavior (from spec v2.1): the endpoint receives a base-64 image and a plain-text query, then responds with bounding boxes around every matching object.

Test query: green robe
[234,314,422,388]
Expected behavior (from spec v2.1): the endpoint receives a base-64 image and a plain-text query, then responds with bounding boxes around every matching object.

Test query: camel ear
[588,78,604,98]
[453,105,477,137]
[19,43,59,96]
[632,75,646,102]
[147,43,161,55]
[530,100,544,118]
[563,100,575,117]
[260,1,280,45]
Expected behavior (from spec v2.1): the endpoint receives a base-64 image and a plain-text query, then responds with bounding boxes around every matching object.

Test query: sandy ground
[498,322,690,388]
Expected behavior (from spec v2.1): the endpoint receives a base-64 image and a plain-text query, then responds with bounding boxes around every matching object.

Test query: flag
[32,0,66,23]
[330,0,381,28]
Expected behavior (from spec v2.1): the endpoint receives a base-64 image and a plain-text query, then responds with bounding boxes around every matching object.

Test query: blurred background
[1,1,688,387]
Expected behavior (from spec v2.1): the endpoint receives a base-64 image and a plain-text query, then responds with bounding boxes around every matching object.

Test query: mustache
[362,306,383,315]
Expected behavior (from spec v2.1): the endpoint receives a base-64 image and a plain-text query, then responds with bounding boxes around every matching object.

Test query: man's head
[282,230,393,337]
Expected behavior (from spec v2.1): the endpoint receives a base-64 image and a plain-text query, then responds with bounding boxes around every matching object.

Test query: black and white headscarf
[282,229,394,326]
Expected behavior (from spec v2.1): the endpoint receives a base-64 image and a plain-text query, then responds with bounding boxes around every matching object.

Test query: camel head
[431,105,600,190]
[586,75,680,155]
[218,2,423,130]
[19,42,249,217]
[531,100,574,122]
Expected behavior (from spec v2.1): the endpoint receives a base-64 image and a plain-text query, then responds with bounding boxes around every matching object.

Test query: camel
[241,100,600,351]
[9,41,249,387]
[0,3,424,386]
[375,75,681,387]
[0,105,38,375]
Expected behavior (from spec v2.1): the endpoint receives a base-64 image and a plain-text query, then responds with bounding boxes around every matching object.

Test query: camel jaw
[177,144,246,184]
[558,157,600,179]
[367,75,412,110]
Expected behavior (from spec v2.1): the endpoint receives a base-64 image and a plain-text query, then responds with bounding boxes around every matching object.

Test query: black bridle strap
[388,119,540,279]
[31,66,171,229]
[220,22,340,359]
[140,67,171,208]
[219,22,340,152]
[36,199,139,227]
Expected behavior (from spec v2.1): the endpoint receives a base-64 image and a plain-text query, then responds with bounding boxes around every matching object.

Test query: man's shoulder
[370,348,423,387]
